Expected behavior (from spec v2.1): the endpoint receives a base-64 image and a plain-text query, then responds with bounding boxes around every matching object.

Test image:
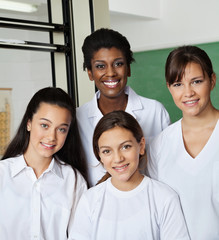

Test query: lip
[103,80,120,88]
[113,163,129,172]
[41,142,56,149]
[183,99,199,106]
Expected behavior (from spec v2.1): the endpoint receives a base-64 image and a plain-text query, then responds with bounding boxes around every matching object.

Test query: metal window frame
[0,0,77,101]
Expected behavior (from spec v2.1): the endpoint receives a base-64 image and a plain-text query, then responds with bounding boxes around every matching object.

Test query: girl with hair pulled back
[148,45,219,239]
[69,110,190,240]
[0,87,88,239]
[77,28,171,187]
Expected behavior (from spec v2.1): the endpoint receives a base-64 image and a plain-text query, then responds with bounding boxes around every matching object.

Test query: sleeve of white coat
[159,194,191,240]
[68,194,91,240]
[158,102,171,130]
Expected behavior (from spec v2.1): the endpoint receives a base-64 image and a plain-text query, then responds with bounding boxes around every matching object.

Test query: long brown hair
[2,87,88,185]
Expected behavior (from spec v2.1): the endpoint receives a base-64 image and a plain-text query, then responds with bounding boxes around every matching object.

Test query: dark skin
[87,47,131,115]
[98,94,128,115]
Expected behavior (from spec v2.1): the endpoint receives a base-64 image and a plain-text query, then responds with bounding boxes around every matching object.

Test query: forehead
[92,47,125,61]
[98,127,134,146]
[33,103,72,122]
[183,62,205,78]
[175,62,205,82]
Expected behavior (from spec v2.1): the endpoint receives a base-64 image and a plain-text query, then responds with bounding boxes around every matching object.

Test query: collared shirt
[0,155,87,240]
[76,86,171,186]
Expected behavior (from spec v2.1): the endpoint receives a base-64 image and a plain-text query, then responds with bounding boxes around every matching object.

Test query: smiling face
[98,126,145,191]
[87,47,130,100]
[168,62,216,118]
[25,103,72,163]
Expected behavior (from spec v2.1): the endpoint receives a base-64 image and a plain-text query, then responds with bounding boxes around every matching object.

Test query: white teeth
[185,100,198,104]
[103,81,118,86]
[42,143,54,147]
[114,164,128,170]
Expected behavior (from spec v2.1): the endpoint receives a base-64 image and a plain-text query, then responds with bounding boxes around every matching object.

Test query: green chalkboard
[128,42,219,123]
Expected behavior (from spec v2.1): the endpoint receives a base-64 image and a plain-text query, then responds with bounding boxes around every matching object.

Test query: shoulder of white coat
[76,100,92,118]
[136,93,165,109]
[151,119,181,147]
[137,93,160,106]
[138,95,170,119]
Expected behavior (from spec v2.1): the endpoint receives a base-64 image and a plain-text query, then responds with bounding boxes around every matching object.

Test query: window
[0,0,77,155]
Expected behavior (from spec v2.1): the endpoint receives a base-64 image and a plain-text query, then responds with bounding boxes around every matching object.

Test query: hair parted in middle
[2,87,88,184]
[82,28,135,71]
[93,110,146,163]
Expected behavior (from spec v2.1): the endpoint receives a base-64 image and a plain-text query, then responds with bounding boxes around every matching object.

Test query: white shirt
[147,119,219,240]
[76,86,171,186]
[0,155,87,240]
[69,176,190,240]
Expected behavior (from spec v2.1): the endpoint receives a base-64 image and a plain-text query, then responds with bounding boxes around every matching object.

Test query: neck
[98,93,128,115]
[182,106,219,130]
[23,152,52,179]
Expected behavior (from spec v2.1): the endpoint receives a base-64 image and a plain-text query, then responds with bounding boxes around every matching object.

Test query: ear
[139,137,146,155]
[210,73,216,90]
[27,120,31,131]
[87,69,94,81]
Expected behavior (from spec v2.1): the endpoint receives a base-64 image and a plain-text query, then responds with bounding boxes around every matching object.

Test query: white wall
[109,0,219,51]
[72,0,95,106]
[109,0,160,19]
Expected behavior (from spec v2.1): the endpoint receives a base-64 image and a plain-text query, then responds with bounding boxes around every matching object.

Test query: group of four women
[0,28,218,239]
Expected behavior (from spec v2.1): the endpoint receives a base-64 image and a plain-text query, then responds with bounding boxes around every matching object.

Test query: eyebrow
[39,118,70,127]
[93,57,125,63]
[175,75,204,83]
[191,76,204,80]
[99,140,132,149]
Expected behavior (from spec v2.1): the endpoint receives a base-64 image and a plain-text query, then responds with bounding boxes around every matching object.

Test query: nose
[106,65,116,77]
[184,85,195,98]
[114,151,125,164]
[46,129,56,142]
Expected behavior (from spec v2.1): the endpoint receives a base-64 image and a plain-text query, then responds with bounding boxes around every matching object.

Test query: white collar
[11,155,63,179]
[87,86,143,119]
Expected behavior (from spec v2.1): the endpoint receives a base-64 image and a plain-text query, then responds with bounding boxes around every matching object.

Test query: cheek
[58,134,68,146]
[119,68,128,78]
[202,87,212,98]
[90,69,103,80]
[100,158,111,169]
[29,128,40,141]
[169,90,181,103]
